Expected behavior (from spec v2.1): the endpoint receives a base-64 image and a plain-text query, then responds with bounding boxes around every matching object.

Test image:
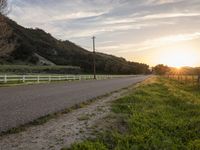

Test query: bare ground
[0,87,132,150]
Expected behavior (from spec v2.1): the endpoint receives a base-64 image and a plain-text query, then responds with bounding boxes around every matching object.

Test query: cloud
[7,0,200,63]
[113,32,200,53]
[154,32,200,43]
[147,0,183,5]
[52,12,106,21]
[141,13,200,20]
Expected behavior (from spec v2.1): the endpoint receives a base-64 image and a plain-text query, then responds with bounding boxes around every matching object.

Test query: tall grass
[67,77,200,150]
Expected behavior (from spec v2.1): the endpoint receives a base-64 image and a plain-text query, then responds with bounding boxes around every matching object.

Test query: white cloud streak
[111,32,200,53]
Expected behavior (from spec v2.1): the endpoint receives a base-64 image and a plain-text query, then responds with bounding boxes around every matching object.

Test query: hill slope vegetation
[0,16,149,74]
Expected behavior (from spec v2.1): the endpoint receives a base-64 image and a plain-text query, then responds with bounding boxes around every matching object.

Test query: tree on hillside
[153,64,170,75]
[0,0,9,39]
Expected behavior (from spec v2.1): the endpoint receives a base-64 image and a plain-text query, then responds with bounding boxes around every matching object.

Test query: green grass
[0,79,74,87]
[62,141,107,150]
[67,77,200,150]
[0,65,81,74]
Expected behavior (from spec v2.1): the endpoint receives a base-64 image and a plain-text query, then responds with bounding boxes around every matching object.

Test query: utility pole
[92,36,96,79]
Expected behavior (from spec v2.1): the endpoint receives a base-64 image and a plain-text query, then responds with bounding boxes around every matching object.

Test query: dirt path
[0,88,131,150]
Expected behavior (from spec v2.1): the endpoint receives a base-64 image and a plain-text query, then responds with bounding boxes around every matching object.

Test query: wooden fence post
[22,75,25,83]
[185,75,187,83]
[73,75,76,81]
[59,76,61,81]
[37,75,40,83]
[191,75,194,86]
[4,75,7,83]
[49,75,51,82]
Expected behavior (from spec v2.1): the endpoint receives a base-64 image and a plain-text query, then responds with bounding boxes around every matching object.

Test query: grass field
[0,65,81,74]
[66,77,200,150]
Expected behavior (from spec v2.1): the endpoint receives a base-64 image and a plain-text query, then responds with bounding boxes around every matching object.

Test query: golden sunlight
[158,45,199,67]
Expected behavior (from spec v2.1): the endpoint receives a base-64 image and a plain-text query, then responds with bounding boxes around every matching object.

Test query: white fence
[0,74,131,84]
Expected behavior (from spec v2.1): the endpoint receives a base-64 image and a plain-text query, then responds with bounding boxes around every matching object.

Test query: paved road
[0,75,149,132]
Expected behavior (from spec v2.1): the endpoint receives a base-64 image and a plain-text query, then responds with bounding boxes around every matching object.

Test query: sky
[8,0,200,67]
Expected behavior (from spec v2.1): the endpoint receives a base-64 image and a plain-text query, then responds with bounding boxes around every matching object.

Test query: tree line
[153,64,200,75]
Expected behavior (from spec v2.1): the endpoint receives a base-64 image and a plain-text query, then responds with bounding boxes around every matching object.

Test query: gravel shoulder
[0,85,134,150]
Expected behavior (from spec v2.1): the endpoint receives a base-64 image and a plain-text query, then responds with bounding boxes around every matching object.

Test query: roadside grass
[0,80,72,87]
[67,77,200,150]
[61,141,107,150]
[0,78,90,87]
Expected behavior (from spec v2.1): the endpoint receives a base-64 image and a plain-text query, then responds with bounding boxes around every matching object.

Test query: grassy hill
[0,16,150,74]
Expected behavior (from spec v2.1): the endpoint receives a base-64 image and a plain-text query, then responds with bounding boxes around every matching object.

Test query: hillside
[0,16,150,74]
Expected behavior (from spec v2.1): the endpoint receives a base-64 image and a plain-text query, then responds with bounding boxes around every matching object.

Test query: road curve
[0,75,149,132]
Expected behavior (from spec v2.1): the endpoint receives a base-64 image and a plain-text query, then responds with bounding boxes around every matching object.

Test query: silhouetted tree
[153,64,170,75]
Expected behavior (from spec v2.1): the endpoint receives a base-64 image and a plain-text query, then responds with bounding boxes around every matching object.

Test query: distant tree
[153,64,170,75]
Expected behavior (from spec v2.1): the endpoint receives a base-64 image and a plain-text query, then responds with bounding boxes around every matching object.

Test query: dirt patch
[0,87,133,150]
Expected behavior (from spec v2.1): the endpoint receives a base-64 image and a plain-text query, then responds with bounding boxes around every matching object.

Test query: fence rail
[0,74,134,84]
[165,74,200,86]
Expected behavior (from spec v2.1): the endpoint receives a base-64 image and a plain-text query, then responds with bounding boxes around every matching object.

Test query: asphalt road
[0,75,149,132]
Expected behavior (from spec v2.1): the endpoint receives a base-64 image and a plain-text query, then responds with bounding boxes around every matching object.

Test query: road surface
[0,75,149,132]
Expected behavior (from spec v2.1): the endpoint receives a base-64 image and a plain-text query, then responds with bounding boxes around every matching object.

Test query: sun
[165,50,193,67]
[158,45,199,67]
